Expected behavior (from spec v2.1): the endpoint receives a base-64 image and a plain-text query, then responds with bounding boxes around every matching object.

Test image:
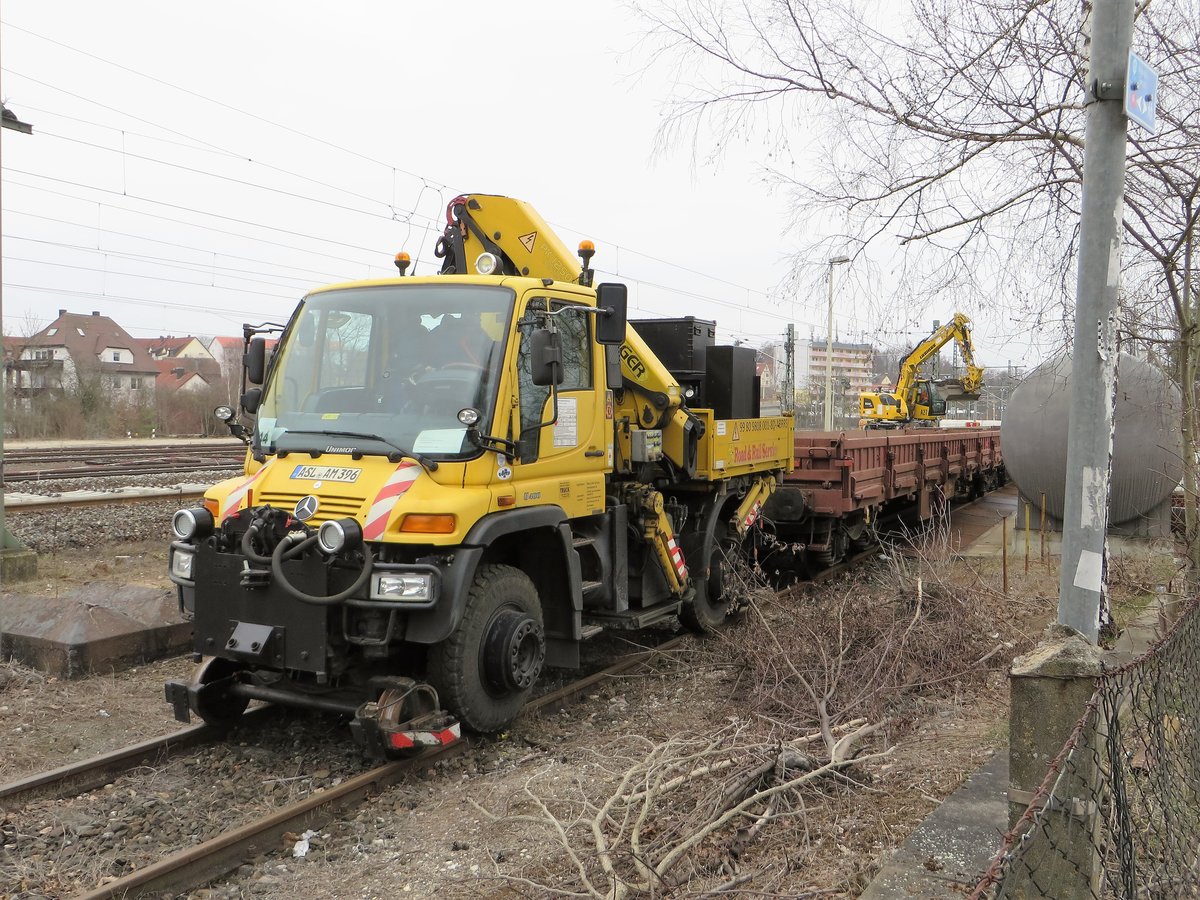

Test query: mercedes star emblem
[294,495,320,521]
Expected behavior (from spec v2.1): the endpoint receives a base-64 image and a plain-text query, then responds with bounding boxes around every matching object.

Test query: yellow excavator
[859,313,984,428]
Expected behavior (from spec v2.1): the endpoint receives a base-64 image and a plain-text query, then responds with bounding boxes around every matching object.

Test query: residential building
[798,337,875,397]
[208,336,245,406]
[138,335,215,361]
[11,309,160,406]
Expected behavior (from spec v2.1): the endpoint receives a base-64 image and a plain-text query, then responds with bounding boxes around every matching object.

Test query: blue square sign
[1125,52,1158,133]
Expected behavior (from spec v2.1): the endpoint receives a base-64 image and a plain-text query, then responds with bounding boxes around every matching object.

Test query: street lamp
[824,255,850,431]
[1,102,35,579]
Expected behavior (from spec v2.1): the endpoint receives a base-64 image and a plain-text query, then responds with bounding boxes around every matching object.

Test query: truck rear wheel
[427,564,545,732]
[681,534,739,633]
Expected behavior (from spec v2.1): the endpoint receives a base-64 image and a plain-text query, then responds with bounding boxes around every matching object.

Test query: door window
[516,299,592,461]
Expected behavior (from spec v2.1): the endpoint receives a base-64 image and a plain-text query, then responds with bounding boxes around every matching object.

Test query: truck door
[508,295,610,518]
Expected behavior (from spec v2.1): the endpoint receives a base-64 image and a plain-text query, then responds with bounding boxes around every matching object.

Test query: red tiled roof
[24,311,159,375]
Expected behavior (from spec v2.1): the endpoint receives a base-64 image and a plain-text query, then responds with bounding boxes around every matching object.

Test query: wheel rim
[707,540,739,609]
[481,609,545,694]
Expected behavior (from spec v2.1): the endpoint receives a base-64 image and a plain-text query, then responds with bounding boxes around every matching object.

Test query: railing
[972,600,1200,898]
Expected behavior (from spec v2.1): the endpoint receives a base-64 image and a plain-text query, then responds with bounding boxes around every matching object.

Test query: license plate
[289,465,362,483]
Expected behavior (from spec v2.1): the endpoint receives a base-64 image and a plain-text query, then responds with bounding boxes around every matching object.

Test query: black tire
[427,564,545,732]
[681,531,739,634]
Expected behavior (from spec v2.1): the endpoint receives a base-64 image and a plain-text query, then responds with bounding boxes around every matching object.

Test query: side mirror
[244,339,267,386]
[594,283,628,346]
[530,328,563,387]
[241,388,262,414]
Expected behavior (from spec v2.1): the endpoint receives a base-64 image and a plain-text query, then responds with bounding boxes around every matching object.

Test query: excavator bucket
[932,377,981,402]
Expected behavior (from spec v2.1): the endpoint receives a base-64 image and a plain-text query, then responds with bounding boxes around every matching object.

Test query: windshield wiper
[278,429,439,471]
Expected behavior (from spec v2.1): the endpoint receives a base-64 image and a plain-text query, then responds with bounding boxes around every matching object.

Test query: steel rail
[0,707,277,808]
[5,486,209,510]
[43,638,687,899]
[72,742,467,900]
[6,460,243,483]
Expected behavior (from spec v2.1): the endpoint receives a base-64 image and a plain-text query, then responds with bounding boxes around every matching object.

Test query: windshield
[256,284,513,458]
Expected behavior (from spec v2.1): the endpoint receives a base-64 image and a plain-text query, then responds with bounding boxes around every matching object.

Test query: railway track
[0,636,686,899]
[4,440,245,483]
[5,485,208,509]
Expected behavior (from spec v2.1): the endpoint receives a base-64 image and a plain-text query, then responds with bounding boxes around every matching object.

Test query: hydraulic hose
[270,533,375,606]
[240,524,274,565]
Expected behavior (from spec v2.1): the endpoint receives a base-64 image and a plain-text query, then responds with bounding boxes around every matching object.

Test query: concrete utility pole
[823,256,850,431]
[1057,0,1135,643]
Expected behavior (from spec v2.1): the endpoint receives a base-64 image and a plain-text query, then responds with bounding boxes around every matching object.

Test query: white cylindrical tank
[1001,352,1182,526]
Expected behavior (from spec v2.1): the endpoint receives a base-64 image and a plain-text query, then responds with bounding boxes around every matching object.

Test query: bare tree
[635,0,1200,569]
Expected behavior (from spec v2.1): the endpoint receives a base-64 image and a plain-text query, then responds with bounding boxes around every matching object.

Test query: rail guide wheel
[165,656,250,729]
[351,681,462,759]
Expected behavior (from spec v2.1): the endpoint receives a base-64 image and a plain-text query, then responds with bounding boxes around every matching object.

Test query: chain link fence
[970,599,1200,898]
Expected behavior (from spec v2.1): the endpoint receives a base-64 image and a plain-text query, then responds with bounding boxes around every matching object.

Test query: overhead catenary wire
[6,255,301,300]
[3,168,399,261]
[2,87,431,216]
[3,37,784,314]
[2,39,815,342]
[2,22,446,187]
[3,282,286,326]
[5,239,324,293]
[7,209,354,282]
[3,180,393,272]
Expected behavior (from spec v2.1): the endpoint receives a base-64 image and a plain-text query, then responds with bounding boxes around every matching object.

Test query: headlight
[172,507,214,541]
[371,572,433,601]
[317,518,363,555]
[170,548,195,580]
[475,252,500,275]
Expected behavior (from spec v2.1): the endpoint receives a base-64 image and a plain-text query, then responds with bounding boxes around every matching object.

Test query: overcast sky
[0,0,1027,367]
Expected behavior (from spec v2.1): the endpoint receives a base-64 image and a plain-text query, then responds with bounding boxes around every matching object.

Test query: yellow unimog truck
[165,194,793,756]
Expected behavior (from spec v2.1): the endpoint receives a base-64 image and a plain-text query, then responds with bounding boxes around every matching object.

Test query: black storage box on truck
[630,318,759,419]
[630,317,715,409]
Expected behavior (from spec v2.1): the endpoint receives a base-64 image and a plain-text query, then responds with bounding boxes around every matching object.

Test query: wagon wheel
[844,514,875,553]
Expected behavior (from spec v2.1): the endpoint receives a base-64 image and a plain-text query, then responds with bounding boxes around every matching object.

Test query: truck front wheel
[427,564,545,732]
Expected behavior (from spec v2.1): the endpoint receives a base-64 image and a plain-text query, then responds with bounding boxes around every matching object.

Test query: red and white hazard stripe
[220,462,273,521]
[666,535,688,581]
[743,501,762,530]
[362,462,421,540]
[387,721,462,750]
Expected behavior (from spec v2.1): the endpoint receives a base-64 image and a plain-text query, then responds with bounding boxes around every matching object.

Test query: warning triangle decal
[518,231,537,253]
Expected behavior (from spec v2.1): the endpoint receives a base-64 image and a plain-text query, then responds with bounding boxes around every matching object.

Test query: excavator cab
[911,379,947,421]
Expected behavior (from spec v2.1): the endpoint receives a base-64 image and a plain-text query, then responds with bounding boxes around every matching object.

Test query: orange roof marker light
[577,240,596,287]
[394,251,411,276]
